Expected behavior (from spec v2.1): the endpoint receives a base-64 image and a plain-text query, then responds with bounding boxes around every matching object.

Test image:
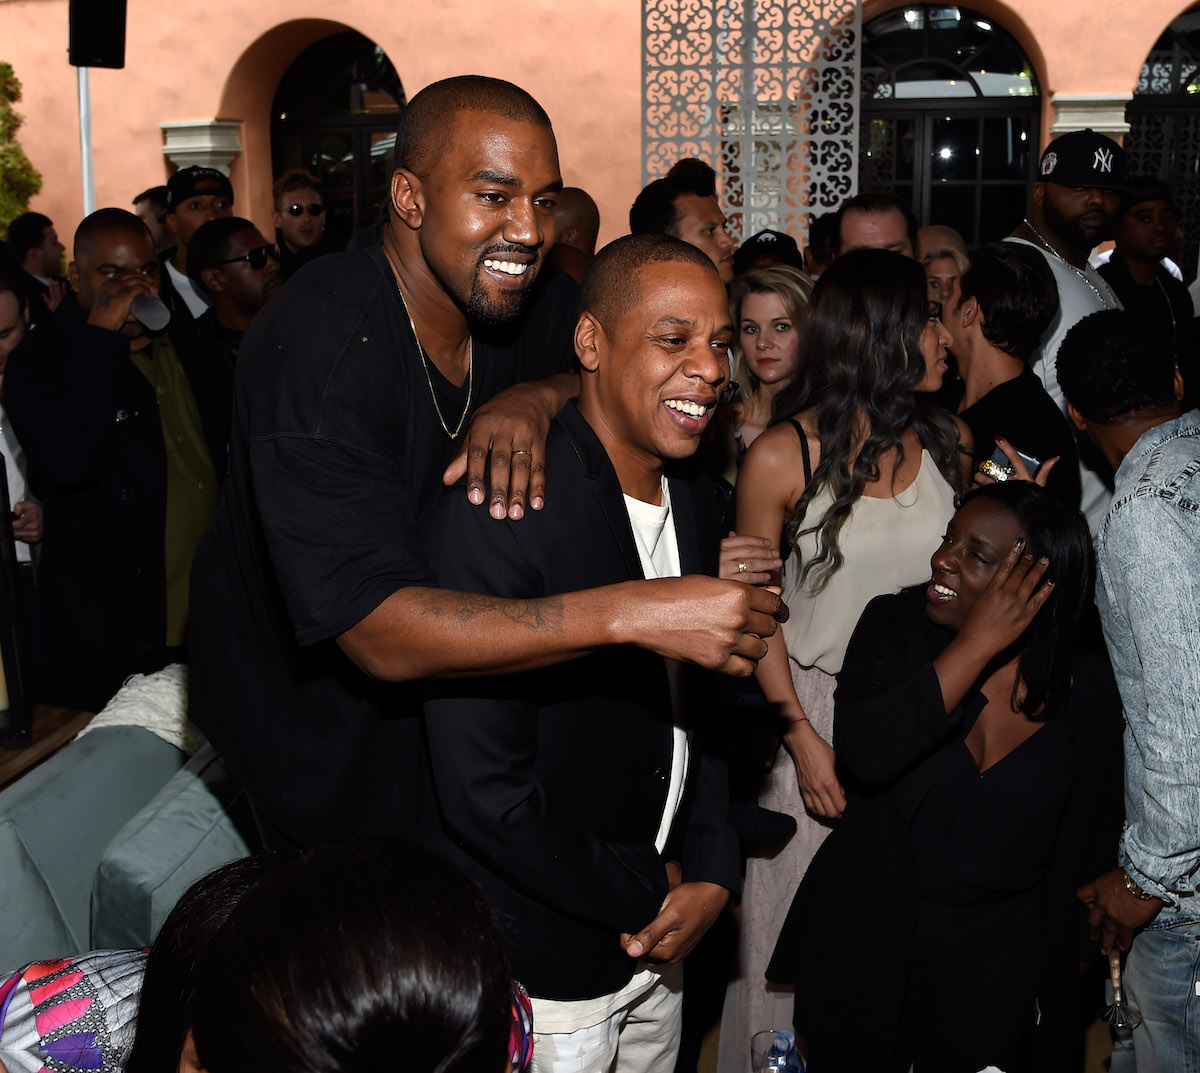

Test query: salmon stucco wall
[2,0,1198,256]
[2,0,642,253]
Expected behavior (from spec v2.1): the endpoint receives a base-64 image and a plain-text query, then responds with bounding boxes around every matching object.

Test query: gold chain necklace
[395,281,473,439]
[1154,274,1178,347]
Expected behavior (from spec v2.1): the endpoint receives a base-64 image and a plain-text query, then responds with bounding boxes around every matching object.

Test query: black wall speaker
[69,0,128,69]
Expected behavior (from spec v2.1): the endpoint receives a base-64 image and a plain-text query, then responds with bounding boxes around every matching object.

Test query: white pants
[530,964,684,1073]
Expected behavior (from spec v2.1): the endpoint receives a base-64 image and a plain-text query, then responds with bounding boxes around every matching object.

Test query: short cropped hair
[832,191,918,255]
[629,158,719,236]
[187,217,260,295]
[582,232,718,332]
[957,243,1059,362]
[395,75,551,178]
[272,169,321,207]
[5,212,53,258]
[133,186,170,220]
[73,208,153,261]
[1056,309,1178,423]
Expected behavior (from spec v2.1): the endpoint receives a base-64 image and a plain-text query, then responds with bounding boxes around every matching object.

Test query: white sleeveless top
[780,449,956,674]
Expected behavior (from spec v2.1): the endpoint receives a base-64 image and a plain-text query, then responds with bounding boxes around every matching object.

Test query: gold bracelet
[1123,869,1156,902]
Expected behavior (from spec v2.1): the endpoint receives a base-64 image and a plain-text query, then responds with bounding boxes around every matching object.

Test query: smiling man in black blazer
[422,233,742,1073]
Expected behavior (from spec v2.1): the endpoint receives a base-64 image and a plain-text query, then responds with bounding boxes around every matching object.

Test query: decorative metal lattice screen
[1125,18,1200,282]
[643,0,862,247]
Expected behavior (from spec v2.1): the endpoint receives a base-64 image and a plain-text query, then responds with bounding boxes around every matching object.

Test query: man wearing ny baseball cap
[1006,129,1127,533]
[160,165,235,324]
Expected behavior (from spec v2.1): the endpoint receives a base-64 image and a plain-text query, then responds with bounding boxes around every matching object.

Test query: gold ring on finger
[738,559,748,573]
[980,458,1012,482]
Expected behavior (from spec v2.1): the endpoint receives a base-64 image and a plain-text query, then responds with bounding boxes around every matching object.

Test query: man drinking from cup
[4,207,231,712]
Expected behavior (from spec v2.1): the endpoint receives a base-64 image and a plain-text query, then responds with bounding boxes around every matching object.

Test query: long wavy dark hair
[773,248,963,591]
[955,482,1095,719]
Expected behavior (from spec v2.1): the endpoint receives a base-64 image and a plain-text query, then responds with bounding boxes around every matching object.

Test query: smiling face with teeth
[926,497,1024,630]
[401,109,562,326]
[576,255,732,503]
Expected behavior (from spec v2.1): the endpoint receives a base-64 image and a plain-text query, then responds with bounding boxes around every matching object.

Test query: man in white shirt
[1006,128,1126,532]
[422,233,741,1073]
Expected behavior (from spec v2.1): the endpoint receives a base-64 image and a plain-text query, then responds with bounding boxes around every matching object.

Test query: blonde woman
[708,266,813,485]
[923,244,969,308]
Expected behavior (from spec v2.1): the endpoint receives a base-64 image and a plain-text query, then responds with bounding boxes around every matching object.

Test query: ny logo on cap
[1093,148,1114,173]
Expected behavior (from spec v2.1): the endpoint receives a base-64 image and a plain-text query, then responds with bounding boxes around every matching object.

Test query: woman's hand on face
[973,436,1059,489]
[958,538,1055,656]
[783,719,846,819]
[718,532,782,586]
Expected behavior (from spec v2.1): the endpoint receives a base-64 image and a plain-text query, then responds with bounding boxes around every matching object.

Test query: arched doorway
[858,4,1040,246]
[1125,6,1200,281]
[271,31,405,247]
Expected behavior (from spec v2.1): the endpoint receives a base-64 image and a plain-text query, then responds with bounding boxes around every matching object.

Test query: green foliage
[0,61,44,235]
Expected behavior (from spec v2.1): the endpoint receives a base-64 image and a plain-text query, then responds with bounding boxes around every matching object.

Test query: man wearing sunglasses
[272,169,329,280]
[185,217,283,377]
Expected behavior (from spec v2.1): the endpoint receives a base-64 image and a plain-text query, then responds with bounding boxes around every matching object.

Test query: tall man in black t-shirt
[188,75,785,851]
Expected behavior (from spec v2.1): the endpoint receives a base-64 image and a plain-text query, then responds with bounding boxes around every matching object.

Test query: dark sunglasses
[285,202,324,217]
[213,243,280,270]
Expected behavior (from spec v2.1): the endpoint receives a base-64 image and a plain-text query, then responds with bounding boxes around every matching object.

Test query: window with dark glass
[858,5,1040,247]
[271,32,405,247]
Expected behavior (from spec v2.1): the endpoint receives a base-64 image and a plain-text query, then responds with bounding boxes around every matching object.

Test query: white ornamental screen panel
[643,0,861,247]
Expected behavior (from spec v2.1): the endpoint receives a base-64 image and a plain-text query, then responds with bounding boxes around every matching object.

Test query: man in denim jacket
[1059,309,1200,1069]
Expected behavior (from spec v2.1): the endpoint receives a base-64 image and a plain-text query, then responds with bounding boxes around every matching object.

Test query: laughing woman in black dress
[768,482,1123,1073]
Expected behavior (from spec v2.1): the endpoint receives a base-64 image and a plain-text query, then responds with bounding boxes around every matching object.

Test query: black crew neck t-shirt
[188,245,578,847]
[959,367,1082,509]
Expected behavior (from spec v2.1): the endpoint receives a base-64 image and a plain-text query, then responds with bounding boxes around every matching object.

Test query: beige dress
[717,450,956,1073]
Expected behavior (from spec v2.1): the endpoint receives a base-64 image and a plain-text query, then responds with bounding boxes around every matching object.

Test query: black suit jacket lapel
[559,401,645,580]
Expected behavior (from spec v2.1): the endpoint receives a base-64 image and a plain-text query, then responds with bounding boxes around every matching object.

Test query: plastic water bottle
[754,1029,804,1072]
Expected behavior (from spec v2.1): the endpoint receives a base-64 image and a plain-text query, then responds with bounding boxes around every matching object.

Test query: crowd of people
[1,74,1197,1073]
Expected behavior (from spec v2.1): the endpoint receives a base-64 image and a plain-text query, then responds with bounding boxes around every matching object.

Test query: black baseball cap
[166,166,234,210]
[733,229,805,275]
[1037,129,1126,191]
